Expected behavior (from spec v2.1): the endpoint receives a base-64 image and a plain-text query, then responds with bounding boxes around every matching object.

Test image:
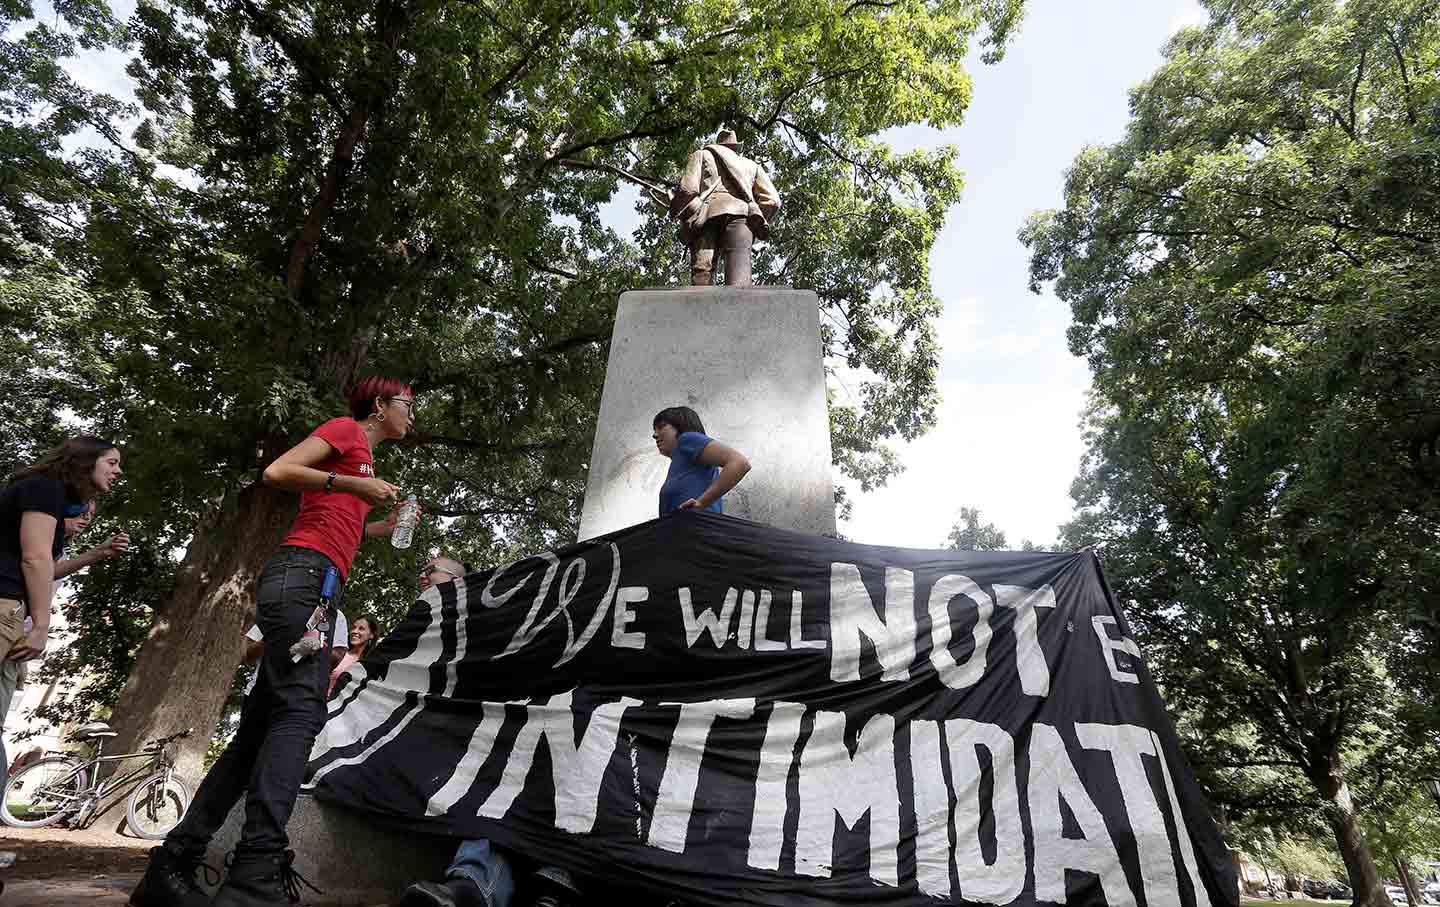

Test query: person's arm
[53,533,130,579]
[241,625,264,665]
[365,500,423,538]
[329,612,348,666]
[677,149,704,202]
[242,638,265,665]
[10,511,56,661]
[680,440,752,511]
[754,166,781,220]
[262,435,399,507]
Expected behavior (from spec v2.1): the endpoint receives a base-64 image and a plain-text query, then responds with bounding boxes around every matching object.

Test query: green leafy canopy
[1025,0,1439,890]
[2,0,1025,753]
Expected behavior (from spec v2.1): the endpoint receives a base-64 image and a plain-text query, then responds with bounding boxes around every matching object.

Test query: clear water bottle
[391,494,419,549]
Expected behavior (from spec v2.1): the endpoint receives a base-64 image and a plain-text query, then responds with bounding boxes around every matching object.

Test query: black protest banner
[304,512,1237,907]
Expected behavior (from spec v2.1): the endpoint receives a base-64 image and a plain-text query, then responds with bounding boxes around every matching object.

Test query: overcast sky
[50,0,1209,551]
[833,0,1209,550]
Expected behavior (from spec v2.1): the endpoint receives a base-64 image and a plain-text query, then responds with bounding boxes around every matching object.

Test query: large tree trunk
[106,482,297,784]
[1308,747,1388,907]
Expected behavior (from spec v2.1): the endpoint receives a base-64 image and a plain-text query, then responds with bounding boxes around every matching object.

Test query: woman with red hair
[133,376,416,907]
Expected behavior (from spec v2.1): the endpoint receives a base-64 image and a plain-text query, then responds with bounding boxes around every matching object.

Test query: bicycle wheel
[1,755,87,828]
[125,771,190,839]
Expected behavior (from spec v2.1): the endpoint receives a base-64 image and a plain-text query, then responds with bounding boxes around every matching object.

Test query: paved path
[0,873,393,905]
[2,873,143,905]
[0,819,394,904]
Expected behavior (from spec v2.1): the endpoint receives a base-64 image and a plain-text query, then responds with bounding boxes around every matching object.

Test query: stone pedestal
[579,287,835,540]
[201,288,836,904]
[205,793,452,904]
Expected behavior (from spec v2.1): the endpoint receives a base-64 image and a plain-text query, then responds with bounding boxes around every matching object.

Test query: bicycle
[1,721,192,839]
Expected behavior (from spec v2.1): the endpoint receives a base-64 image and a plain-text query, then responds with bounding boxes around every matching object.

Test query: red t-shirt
[281,417,375,579]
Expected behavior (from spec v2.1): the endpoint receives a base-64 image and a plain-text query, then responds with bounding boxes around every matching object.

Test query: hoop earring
[376,410,387,422]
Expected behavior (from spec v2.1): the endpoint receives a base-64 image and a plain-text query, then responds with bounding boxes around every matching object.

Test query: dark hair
[352,614,384,648]
[11,436,120,502]
[348,375,413,421]
[653,406,706,436]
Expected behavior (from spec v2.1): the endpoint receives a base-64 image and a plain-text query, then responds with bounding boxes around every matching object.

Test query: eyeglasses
[420,567,455,582]
[388,397,415,412]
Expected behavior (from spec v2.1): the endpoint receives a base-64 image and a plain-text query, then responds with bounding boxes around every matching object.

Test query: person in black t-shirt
[0,436,123,664]
[1,494,127,788]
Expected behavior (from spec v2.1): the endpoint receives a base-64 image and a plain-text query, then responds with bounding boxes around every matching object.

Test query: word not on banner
[305,512,1236,907]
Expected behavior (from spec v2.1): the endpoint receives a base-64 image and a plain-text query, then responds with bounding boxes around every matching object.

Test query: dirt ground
[0,820,154,880]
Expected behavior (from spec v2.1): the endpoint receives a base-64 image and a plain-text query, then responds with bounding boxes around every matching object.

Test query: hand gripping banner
[305,512,1237,907]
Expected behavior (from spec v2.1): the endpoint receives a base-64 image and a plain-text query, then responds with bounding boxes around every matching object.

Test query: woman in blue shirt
[652,406,752,515]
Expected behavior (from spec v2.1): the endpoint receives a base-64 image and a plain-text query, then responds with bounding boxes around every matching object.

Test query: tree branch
[429,506,545,517]
[647,25,746,68]
[524,255,579,281]
[235,0,349,115]
[544,119,690,166]
[775,116,877,182]
[285,0,407,300]
[482,7,581,105]
[1383,27,1418,126]
[412,331,607,393]
[1236,301,1311,328]
[554,158,675,196]
[1224,187,1433,246]
[1346,45,1367,138]
[1195,757,1307,770]
[410,435,573,455]
[753,65,868,132]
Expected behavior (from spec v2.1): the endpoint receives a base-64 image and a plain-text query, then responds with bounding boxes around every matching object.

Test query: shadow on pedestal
[205,793,452,905]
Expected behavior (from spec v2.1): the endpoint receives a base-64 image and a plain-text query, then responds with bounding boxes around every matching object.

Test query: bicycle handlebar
[146,727,194,749]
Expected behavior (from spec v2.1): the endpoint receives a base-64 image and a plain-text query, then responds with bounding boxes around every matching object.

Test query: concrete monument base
[579,287,835,540]
[198,288,836,904]
[205,793,452,904]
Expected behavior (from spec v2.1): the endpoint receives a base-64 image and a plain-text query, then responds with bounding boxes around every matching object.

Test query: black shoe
[129,845,215,907]
[397,878,488,907]
[212,849,321,906]
[529,869,579,907]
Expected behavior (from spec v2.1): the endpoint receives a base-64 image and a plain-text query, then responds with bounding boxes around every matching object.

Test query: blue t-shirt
[659,432,722,516]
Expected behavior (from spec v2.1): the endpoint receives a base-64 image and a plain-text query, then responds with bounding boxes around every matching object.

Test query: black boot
[397,878,488,907]
[529,867,579,907]
[129,844,215,907]
[212,849,320,906]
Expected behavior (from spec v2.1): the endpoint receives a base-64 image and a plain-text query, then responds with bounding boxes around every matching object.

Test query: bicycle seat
[69,721,118,741]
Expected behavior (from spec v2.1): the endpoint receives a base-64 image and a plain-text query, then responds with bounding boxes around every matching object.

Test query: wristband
[324,471,337,492]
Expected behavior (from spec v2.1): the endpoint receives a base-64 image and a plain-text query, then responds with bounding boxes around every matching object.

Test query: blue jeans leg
[447,839,514,907]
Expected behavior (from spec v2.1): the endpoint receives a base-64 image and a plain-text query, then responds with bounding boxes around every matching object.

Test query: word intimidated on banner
[305,513,1236,907]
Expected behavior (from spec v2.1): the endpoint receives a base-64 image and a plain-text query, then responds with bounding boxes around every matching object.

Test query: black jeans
[168,546,343,856]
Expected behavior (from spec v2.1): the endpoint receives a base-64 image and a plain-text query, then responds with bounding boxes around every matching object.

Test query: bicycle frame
[35,745,172,814]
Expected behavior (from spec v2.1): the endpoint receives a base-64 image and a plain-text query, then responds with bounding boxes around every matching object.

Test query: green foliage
[1260,837,1346,882]
[1025,0,1440,885]
[944,505,1009,551]
[1,0,1025,725]
[23,535,174,732]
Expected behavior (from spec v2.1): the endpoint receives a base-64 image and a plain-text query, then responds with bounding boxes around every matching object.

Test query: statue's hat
[715,129,740,147]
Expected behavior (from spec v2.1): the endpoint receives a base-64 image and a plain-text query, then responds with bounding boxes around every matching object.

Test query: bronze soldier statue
[659,130,781,287]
